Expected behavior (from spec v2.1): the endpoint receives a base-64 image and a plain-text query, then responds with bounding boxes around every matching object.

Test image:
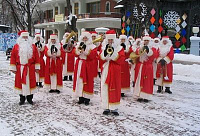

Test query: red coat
[44,44,63,87]
[134,47,156,95]
[121,46,132,90]
[37,46,45,79]
[10,44,40,91]
[73,46,97,95]
[156,46,174,83]
[100,47,125,104]
[61,43,75,74]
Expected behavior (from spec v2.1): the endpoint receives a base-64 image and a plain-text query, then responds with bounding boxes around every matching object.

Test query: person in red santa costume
[100,30,125,116]
[33,33,45,88]
[44,34,63,94]
[90,31,99,79]
[119,35,132,97]
[9,30,40,105]
[133,36,156,103]
[95,28,108,78]
[156,36,174,94]
[152,37,160,85]
[72,31,97,106]
[61,32,75,81]
[128,36,135,47]
[130,38,141,87]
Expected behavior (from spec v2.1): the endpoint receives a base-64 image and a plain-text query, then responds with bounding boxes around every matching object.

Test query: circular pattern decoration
[164,11,180,28]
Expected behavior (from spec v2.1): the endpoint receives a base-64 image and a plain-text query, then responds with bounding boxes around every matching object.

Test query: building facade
[116,0,200,53]
[34,0,121,42]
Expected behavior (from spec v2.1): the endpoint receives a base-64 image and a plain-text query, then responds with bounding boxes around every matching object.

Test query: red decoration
[150,33,155,38]
[159,18,163,25]
[182,37,187,44]
[150,17,156,24]
[122,22,126,28]
[175,41,181,48]
[158,26,163,33]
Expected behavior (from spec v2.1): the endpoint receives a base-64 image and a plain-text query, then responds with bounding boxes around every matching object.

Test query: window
[87,2,100,13]
[55,7,58,15]
[105,1,110,12]
[49,10,53,19]
[74,3,79,15]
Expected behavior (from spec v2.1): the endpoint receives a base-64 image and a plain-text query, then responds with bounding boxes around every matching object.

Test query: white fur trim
[50,35,57,40]
[21,32,29,37]
[9,65,16,71]
[143,36,151,41]
[119,35,127,40]
[106,34,116,39]
[157,57,162,63]
[164,56,171,64]
[35,64,40,70]
[146,48,153,56]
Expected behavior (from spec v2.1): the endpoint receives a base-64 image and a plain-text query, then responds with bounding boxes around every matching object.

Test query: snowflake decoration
[133,4,138,18]
[132,3,147,22]
[140,3,147,17]
[164,11,180,28]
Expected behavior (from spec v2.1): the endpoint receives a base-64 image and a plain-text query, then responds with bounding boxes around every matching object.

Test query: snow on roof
[190,36,200,40]
[117,0,123,3]
[0,25,10,27]
[114,5,124,9]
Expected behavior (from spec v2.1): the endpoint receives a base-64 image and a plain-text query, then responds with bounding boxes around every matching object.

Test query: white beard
[19,40,33,64]
[153,43,160,49]
[139,42,153,62]
[48,42,61,50]
[159,44,172,58]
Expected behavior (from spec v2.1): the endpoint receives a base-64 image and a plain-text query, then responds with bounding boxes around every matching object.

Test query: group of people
[9,29,174,116]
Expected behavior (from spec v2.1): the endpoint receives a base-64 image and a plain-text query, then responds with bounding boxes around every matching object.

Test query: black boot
[165,87,172,94]
[36,82,39,87]
[84,98,90,106]
[154,79,156,85]
[98,72,101,78]
[103,109,110,115]
[63,76,68,81]
[55,90,60,94]
[137,98,143,102]
[132,81,135,87]
[143,99,149,103]
[157,86,162,93]
[69,75,73,81]
[78,97,85,104]
[111,110,119,116]
[39,82,43,88]
[27,94,34,105]
[49,89,55,93]
[19,95,26,105]
[121,93,125,97]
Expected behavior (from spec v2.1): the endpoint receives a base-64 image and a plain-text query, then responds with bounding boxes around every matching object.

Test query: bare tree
[2,0,42,35]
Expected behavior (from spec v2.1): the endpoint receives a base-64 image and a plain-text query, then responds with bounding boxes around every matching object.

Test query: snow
[114,5,124,9]
[190,36,200,40]
[174,53,200,63]
[0,51,200,135]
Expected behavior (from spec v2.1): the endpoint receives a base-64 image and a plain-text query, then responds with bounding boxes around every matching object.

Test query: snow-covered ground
[0,51,200,136]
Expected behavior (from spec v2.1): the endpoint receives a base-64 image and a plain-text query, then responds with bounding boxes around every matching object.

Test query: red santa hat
[106,30,116,39]
[119,35,127,40]
[90,31,98,37]
[50,34,58,40]
[81,31,91,38]
[128,36,135,41]
[35,33,41,38]
[154,37,160,42]
[143,35,151,41]
[18,30,29,37]
[162,36,170,40]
